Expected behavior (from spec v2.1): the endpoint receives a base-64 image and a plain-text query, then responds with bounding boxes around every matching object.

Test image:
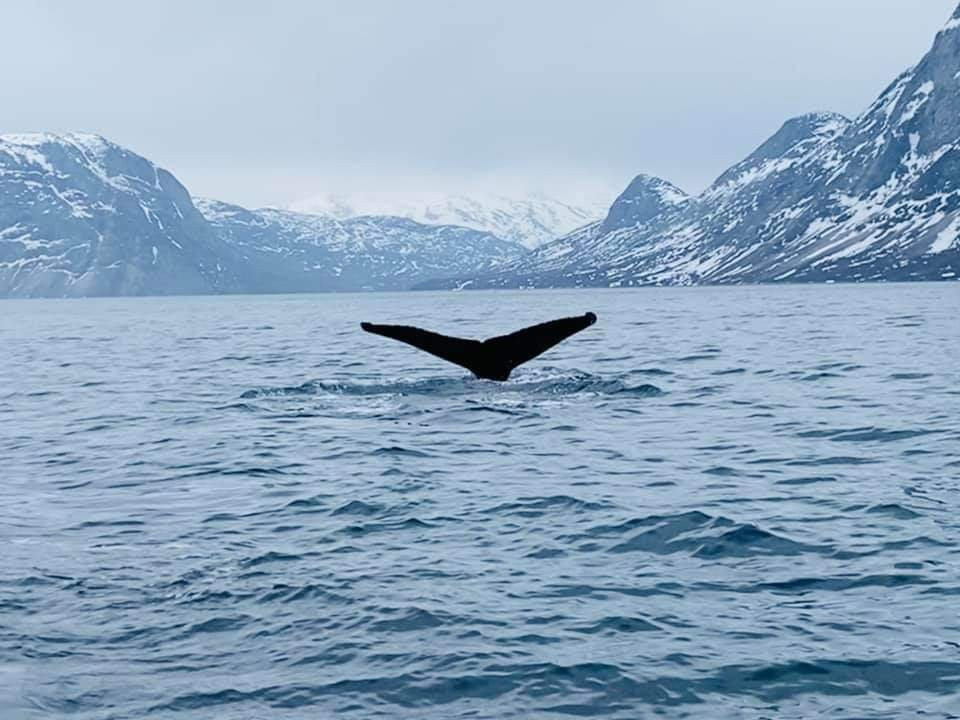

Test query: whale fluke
[361,312,597,381]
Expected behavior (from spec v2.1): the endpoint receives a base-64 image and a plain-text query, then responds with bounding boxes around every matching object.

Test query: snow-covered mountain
[196,199,523,292]
[288,191,607,249]
[7,4,959,298]
[0,133,243,297]
[420,6,960,289]
[0,134,525,297]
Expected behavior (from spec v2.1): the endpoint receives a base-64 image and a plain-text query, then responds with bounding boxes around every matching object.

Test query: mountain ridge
[0,134,525,297]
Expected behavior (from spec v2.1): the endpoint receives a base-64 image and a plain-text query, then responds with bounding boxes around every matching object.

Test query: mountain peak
[704,111,850,196]
[939,3,960,33]
[786,111,850,134]
[1,131,113,154]
[0,131,162,185]
[748,112,850,163]
[931,3,960,56]
[600,174,688,232]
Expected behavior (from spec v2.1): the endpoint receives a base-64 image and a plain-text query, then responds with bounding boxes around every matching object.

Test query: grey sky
[3,1,957,208]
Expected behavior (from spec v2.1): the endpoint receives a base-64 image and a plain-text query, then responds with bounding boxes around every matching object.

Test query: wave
[147,658,960,714]
[796,426,941,443]
[563,510,833,559]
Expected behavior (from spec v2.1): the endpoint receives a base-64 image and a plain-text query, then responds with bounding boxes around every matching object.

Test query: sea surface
[2,284,959,719]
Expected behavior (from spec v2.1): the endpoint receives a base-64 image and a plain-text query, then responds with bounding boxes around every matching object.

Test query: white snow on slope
[287,191,609,249]
[930,215,960,253]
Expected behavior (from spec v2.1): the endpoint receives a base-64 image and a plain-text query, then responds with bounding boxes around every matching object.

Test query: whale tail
[361,312,597,381]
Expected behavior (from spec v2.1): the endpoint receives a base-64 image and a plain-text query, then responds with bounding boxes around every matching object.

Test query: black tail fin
[360,313,597,381]
[360,322,484,374]
[484,313,597,371]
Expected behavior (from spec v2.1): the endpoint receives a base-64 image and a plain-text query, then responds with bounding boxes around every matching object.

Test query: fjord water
[2,284,959,719]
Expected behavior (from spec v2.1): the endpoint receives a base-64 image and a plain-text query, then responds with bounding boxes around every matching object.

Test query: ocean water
[2,284,959,719]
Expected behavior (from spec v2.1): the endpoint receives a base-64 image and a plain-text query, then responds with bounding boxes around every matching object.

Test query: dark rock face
[422,7,960,289]
[0,135,525,297]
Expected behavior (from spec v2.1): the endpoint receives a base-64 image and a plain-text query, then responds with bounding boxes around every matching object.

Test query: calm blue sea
[2,284,959,719]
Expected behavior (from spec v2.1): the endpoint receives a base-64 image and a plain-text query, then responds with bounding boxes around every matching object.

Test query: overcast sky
[2,1,957,208]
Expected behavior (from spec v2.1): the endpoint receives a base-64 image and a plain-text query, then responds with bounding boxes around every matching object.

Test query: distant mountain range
[288,192,607,250]
[0,134,523,297]
[2,4,958,298]
[196,198,521,293]
[422,6,960,289]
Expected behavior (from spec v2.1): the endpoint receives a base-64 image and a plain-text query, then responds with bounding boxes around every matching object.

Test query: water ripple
[2,286,958,719]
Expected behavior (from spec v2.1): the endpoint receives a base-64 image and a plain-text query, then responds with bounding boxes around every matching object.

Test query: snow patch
[897,81,934,126]
[929,215,960,253]
[0,142,56,174]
